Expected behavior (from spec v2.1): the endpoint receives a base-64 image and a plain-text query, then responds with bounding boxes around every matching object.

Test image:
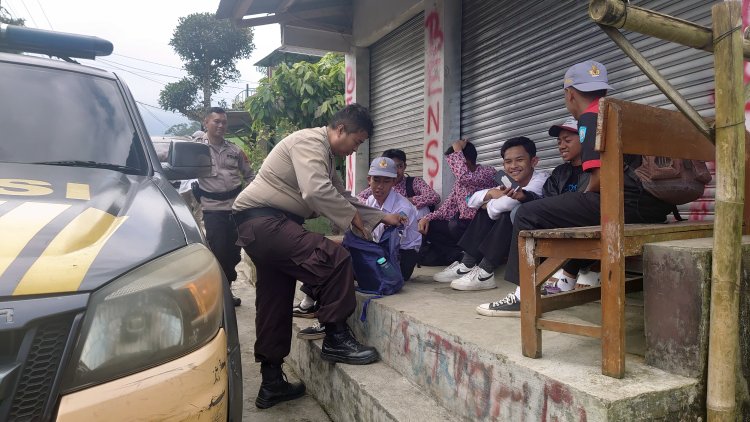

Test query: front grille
[5,317,74,422]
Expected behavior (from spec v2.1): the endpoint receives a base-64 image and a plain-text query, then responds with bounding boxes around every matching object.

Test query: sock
[461,252,477,267]
[478,258,495,275]
[514,286,521,300]
[300,294,314,308]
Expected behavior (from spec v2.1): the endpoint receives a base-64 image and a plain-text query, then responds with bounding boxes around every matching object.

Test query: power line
[99,57,185,80]
[17,0,38,27]
[34,0,52,30]
[111,52,258,84]
[136,101,170,130]
[4,1,19,21]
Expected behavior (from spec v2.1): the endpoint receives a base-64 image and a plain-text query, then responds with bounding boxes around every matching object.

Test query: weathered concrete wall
[345,300,701,421]
[643,236,750,419]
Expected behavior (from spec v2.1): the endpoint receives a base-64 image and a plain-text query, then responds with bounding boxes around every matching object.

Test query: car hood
[0,163,187,296]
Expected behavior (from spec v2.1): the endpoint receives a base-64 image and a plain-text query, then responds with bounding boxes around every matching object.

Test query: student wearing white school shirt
[364,156,422,280]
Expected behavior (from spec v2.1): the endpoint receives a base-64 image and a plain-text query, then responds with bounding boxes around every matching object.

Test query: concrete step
[291,266,703,421]
[289,319,462,422]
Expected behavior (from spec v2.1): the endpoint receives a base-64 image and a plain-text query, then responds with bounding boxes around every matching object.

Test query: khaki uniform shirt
[233,127,384,235]
[198,138,254,211]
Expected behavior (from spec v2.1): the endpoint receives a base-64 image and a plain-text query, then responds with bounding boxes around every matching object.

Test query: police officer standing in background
[193,107,253,306]
[233,104,404,409]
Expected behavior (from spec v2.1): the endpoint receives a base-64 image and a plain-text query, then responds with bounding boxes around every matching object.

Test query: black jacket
[524,163,590,201]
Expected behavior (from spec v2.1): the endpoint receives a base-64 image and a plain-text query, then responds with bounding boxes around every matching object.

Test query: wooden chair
[518,98,750,378]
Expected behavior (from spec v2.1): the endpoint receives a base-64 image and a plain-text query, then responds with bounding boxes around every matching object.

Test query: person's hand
[408,196,417,205]
[484,186,508,200]
[452,139,468,153]
[381,213,406,226]
[508,187,526,202]
[418,217,430,235]
[351,210,366,234]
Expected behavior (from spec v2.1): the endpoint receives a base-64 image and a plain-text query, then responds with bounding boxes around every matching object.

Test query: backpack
[631,156,712,206]
[405,176,436,212]
[342,226,404,320]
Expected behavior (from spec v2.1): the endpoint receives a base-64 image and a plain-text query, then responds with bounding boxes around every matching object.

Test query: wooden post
[519,236,541,358]
[708,2,745,421]
[589,0,750,59]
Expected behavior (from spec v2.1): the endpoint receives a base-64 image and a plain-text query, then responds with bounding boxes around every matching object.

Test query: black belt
[193,184,242,201]
[232,207,305,226]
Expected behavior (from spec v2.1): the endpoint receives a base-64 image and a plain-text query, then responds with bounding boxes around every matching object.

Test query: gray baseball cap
[549,117,579,137]
[563,60,613,92]
[368,157,398,178]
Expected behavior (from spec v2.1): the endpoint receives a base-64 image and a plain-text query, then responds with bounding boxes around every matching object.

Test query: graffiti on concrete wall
[345,64,356,190]
[424,8,444,188]
[363,313,588,421]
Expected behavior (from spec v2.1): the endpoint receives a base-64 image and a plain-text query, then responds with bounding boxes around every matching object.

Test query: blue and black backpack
[342,226,404,320]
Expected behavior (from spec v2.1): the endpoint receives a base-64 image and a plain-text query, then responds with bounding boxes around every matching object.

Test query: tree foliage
[0,6,24,25]
[245,53,345,146]
[159,12,254,120]
[165,121,202,137]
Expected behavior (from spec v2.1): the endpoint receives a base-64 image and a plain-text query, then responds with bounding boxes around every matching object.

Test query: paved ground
[232,271,331,422]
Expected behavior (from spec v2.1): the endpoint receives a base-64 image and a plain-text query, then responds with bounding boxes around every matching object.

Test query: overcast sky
[2,0,280,135]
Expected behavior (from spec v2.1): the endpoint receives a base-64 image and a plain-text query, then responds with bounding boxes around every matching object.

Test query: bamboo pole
[589,0,750,59]
[597,24,712,140]
[708,2,744,421]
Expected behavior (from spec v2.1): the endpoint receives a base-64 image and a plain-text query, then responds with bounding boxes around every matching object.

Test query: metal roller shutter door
[369,12,425,176]
[461,0,716,220]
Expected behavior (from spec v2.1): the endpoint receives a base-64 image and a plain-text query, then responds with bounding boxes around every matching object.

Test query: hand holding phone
[493,170,520,192]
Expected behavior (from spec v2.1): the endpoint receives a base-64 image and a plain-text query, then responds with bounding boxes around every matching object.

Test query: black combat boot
[255,362,306,409]
[320,324,379,365]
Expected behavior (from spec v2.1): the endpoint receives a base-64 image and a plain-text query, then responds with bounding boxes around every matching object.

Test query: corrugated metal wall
[369,12,426,176]
[460,0,716,220]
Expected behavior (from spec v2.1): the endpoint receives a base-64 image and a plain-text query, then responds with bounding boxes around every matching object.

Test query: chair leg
[520,236,541,358]
[600,245,626,378]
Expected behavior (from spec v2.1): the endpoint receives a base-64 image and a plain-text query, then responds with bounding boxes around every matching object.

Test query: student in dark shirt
[480,61,672,317]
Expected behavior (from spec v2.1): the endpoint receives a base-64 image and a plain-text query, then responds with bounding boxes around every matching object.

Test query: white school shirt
[366,190,422,251]
[467,169,549,220]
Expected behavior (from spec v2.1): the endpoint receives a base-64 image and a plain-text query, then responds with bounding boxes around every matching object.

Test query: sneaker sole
[432,273,468,283]
[475,305,520,317]
[255,388,306,409]
[450,282,497,291]
[297,332,325,340]
[292,312,317,319]
[320,351,379,365]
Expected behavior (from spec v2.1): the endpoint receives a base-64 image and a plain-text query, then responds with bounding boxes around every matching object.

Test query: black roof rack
[0,24,113,59]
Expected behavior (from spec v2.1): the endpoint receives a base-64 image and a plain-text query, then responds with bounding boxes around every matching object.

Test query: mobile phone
[493,170,520,191]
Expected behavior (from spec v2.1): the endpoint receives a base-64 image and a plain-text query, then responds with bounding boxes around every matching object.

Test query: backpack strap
[405,176,415,197]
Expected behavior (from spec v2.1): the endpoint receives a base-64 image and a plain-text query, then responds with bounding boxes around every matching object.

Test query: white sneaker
[450,267,497,291]
[576,269,600,287]
[433,261,472,282]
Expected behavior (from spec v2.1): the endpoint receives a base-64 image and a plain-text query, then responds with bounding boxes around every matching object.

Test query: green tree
[159,12,254,120]
[245,53,345,147]
[165,121,202,137]
[0,6,24,25]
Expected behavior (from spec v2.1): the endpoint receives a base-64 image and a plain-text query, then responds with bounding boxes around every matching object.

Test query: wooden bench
[518,98,750,378]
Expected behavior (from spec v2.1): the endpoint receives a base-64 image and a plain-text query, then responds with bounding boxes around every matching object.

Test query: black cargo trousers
[235,213,356,364]
[203,210,241,283]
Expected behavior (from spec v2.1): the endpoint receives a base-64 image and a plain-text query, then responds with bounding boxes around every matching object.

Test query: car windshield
[0,61,147,174]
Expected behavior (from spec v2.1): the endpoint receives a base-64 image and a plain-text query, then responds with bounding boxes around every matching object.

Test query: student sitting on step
[417,140,496,266]
[357,148,440,220]
[432,137,548,291]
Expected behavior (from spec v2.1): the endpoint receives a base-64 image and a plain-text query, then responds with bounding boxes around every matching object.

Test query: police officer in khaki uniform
[232,104,404,409]
[193,107,253,306]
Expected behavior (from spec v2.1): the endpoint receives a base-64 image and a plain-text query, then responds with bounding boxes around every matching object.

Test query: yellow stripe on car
[13,207,128,295]
[0,202,70,278]
[66,182,91,200]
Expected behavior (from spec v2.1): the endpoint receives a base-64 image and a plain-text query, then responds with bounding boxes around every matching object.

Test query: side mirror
[162,141,212,180]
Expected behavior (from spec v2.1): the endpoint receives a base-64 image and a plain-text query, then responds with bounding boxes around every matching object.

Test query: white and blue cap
[548,117,579,137]
[563,60,613,92]
[368,157,398,178]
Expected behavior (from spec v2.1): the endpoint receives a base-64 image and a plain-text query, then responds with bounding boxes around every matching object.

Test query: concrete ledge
[325,270,702,421]
[288,320,460,422]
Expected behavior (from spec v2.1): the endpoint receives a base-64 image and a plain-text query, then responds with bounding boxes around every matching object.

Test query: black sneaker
[297,322,325,340]
[292,302,318,318]
[475,293,521,317]
[321,328,379,365]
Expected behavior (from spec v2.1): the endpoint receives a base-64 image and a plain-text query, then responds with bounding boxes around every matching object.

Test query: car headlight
[62,243,223,391]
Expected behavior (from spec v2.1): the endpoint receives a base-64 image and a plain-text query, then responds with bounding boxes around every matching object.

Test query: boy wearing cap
[364,157,422,280]
[483,60,672,316]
